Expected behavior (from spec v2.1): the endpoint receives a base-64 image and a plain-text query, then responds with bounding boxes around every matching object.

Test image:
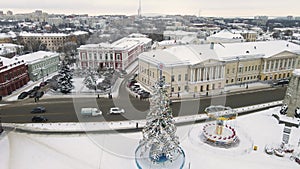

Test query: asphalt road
[0,86,286,123]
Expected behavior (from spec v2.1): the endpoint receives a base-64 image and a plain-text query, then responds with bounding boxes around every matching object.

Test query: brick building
[0,57,29,96]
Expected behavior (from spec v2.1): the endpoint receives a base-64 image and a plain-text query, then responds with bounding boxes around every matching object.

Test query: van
[80,108,102,116]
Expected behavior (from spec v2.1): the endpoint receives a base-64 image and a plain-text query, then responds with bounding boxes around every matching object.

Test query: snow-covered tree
[57,62,73,94]
[139,77,182,162]
[83,69,99,90]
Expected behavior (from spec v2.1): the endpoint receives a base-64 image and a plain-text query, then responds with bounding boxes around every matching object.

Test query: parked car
[31,106,46,113]
[18,92,28,99]
[140,92,151,99]
[35,91,44,98]
[272,79,289,86]
[31,116,48,122]
[29,91,37,98]
[81,108,102,116]
[33,86,41,91]
[109,107,125,114]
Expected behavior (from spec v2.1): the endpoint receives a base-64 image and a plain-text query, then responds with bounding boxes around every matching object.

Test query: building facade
[0,57,29,96]
[138,45,226,96]
[77,35,152,70]
[15,51,60,81]
[19,31,89,52]
[138,41,300,95]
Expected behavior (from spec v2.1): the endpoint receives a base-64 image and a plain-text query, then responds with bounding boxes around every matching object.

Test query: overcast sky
[2,0,300,17]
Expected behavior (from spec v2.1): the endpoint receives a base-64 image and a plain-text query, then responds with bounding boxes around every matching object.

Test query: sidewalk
[2,73,57,102]
[170,81,272,101]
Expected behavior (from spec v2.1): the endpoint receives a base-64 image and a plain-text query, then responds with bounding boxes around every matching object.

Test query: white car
[81,108,102,116]
[109,107,125,114]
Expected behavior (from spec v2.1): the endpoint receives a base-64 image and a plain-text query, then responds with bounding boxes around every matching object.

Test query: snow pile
[293,69,300,76]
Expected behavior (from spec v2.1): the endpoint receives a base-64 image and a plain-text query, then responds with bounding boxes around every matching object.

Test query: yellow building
[138,40,300,95]
[138,45,226,96]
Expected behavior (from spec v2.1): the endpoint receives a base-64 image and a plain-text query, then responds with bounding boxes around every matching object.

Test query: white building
[15,51,60,81]
[207,30,245,43]
[77,34,152,70]
[138,40,300,95]
[163,30,197,40]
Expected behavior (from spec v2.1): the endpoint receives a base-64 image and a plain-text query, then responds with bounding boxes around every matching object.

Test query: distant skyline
[1,0,300,17]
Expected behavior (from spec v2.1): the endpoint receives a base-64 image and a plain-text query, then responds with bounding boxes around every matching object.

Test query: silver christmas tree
[139,76,182,163]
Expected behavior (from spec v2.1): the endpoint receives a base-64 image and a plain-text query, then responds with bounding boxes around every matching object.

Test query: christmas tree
[139,76,182,163]
[57,62,73,94]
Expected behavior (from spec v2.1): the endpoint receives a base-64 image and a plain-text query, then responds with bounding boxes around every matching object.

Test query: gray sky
[1,0,300,17]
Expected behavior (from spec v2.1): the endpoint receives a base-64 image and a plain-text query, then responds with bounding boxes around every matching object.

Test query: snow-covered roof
[0,43,22,48]
[78,37,152,51]
[19,32,68,37]
[71,31,89,36]
[0,32,14,39]
[78,43,112,50]
[214,40,300,61]
[15,51,59,64]
[140,40,300,66]
[0,56,25,73]
[209,30,244,39]
[128,33,148,38]
[163,30,197,36]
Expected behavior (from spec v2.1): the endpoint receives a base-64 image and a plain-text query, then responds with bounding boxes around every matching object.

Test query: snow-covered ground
[1,106,300,169]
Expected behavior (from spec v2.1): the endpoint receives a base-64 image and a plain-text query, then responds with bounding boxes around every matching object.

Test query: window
[232,68,235,73]
[255,65,257,70]
[178,74,181,81]
[239,67,243,73]
[226,79,228,84]
[227,68,229,74]
[171,87,174,92]
[185,74,188,81]
[184,85,188,91]
[245,67,247,72]
[105,54,108,60]
[171,75,175,82]
[89,53,92,60]
[94,53,97,60]
[178,87,181,91]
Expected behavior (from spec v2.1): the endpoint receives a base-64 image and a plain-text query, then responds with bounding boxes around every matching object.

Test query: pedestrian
[136,122,139,129]
[177,92,180,98]
[246,84,248,89]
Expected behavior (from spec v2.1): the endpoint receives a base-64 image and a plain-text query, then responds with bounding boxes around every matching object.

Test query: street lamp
[40,67,45,82]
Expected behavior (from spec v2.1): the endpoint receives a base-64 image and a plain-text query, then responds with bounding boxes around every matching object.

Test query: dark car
[272,79,289,86]
[35,91,44,98]
[33,86,41,91]
[31,116,48,122]
[31,106,46,113]
[29,91,37,98]
[18,92,28,99]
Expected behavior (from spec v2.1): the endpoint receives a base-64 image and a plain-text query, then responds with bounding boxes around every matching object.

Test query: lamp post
[40,67,44,82]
